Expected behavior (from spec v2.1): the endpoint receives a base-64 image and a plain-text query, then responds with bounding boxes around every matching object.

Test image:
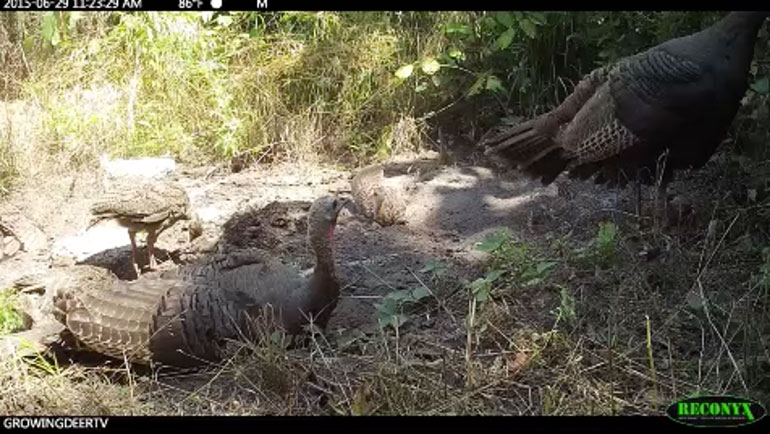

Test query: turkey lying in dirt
[8,196,350,369]
[350,164,410,226]
[481,11,769,226]
[89,180,202,277]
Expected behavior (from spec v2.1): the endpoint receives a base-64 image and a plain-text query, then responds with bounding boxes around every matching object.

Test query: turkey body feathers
[53,264,242,367]
[89,181,192,229]
[483,12,768,187]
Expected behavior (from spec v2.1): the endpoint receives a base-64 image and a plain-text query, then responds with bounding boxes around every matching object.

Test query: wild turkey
[89,180,202,277]
[51,195,349,368]
[1,218,23,261]
[482,12,769,223]
[350,164,408,226]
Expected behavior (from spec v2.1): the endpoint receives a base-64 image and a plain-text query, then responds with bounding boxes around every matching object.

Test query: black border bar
[0,2,761,12]
[1,415,769,432]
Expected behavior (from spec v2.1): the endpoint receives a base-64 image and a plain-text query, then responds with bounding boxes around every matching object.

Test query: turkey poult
[89,180,202,277]
[482,12,769,223]
[350,164,407,226]
[52,195,349,368]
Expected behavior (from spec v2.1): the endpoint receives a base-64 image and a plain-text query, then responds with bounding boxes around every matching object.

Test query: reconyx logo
[666,395,766,427]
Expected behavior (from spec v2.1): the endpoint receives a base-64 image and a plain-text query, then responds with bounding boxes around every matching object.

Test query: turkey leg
[147,229,158,270]
[128,230,141,278]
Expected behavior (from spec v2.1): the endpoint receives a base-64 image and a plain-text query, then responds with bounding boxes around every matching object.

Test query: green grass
[0,288,25,336]
[8,12,464,169]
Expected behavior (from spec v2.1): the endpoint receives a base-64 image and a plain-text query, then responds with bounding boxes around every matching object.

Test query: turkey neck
[717,12,768,37]
[309,220,336,280]
[713,12,767,57]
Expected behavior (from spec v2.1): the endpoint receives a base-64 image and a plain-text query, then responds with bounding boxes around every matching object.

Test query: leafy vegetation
[374,286,431,329]
[4,10,767,183]
[0,288,25,336]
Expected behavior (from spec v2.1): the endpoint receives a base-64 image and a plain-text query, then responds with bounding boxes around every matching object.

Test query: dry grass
[0,354,148,415]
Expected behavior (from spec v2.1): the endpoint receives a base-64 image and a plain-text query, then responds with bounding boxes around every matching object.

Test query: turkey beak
[187,213,203,242]
[337,197,353,215]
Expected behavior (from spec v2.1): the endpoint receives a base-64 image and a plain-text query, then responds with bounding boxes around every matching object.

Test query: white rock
[100,154,177,181]
[51,220,133,262]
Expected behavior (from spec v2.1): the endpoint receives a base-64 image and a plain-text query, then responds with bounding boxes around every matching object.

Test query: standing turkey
[89,180,202,278]
[48,195,349,368]
[481,12,768,224]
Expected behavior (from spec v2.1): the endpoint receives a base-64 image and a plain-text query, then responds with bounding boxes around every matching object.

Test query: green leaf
[519,19,538,39]
[216,15,234,27]
[385,289,413,303]
[485,269,504,283]
[476,230,509,252]
[597,222,617,247]
[50,27,61,46]
[395,64,414,79]
[468,278,487,293]
[485,75,505,94]
[524,277,543,287]
[269,330,288,348]
[536,261,557,274]
[469,278,491,302]
[751,77,769,95]
[447,48,465,60]
[379,313,407,329]
[41,13,57,45]
[528,12,547,25]
[411,287,431,300]
[444,23,472,35]
[375,297,399,315]
[495,12,515,28]
[495,27,516,50]
[420,260,445,274]
[467,74,487,97]
[421,58,441,75]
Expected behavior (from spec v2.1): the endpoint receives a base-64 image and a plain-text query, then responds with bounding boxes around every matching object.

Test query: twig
[696,278,748,393]
[644,315,659,409]
[359,262,397,291]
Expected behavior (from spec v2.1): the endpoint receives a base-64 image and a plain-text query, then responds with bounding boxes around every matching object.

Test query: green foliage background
[0,11,767,190]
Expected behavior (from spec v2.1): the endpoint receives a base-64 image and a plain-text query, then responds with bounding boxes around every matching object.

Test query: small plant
[596,221,617,255]
[467,269,504,304]
[573,221,619,269]
[476,230,558,289]
[0,288,26,336]
[374,287,431,330]
[420,260,448,282]
[592,221,619,268]
[552,285,576,326]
